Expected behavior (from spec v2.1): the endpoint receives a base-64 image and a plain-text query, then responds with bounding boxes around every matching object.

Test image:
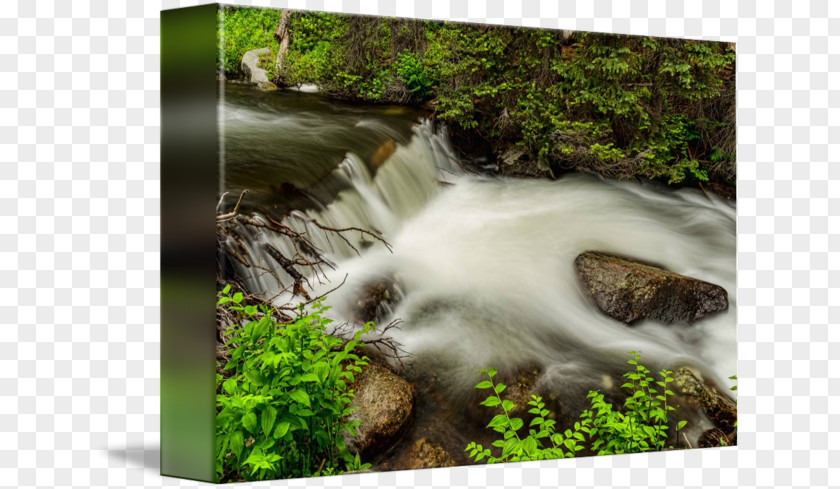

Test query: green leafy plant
[465,368,589,463]
[215,285,372,481]
[579,351,683,455]
[466,351,688,463]
[394,51,433,97]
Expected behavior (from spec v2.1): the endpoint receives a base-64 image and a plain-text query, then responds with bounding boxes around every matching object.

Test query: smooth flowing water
[222,86,737,456]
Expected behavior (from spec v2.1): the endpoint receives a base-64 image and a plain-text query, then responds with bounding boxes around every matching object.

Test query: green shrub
[215,286,371,481]
[282,12,347,88]
[466,351,689,463]
[394,51,433,98]
[579,351,685,455]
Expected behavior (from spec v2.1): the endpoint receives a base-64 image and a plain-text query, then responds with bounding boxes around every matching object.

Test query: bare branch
[217,190,249,222]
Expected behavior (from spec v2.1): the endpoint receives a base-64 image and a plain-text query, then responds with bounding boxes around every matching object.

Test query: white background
[1,0,837,487]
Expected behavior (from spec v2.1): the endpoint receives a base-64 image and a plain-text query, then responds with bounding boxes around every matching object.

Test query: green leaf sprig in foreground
[466,351,688,463]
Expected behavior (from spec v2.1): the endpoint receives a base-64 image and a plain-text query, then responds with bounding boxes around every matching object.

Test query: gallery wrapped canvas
[161,4,737,483]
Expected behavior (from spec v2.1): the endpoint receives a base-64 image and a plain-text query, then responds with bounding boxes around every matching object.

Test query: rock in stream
[673,367,737,434]
[574,251,728,324]
[345,364,414,456]
[351,276,402,324]
[240,47,277,90]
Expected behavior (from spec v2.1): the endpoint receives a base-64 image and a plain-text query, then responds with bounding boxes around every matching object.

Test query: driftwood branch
[217,189,249,222]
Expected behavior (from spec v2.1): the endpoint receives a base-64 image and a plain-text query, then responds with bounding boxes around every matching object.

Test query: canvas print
[190,4,736,483]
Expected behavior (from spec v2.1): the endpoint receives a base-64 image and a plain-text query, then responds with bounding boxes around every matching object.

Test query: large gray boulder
[345,364,414,455]
[240,47,277,90]
[574,251,728,324]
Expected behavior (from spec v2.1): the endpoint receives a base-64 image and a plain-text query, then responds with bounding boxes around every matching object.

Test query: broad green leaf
[289,388,311,408]
[300,373,320,383]
[260,405,277,436]
[241,412,258,434]
[274,421,291,440]
[480,396,501,407]
[229,431,244,459]
[487,414,508,429]
[313,362,331,383]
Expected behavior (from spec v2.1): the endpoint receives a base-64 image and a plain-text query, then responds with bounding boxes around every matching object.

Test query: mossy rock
[410,438,455,468]
[574,251,728,324]
[673,367,737,433]
[345,364,414,456]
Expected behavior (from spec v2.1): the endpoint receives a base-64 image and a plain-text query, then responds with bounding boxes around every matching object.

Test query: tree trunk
[273,9,291,82]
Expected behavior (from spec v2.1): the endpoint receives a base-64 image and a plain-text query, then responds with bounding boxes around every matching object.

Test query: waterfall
[229,111,736,403]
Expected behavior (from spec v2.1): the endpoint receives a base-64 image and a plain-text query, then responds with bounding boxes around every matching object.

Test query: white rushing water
[238,121,736,396]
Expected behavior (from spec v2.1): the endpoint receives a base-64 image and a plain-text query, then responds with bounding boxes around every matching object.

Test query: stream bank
[218,7,737,197]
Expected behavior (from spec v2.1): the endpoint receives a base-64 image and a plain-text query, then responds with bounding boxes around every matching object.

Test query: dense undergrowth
[217,7,735,188]
[215,286,371,482]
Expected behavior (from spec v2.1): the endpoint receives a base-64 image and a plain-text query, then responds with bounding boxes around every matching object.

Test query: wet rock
[501,366,542,414]
[346,364,414,456]
[574,251,728,324]
[409,438,455,469]
[352,277,402,324]
[673,367,737,433]
[698,427,736,448]
[500,146,527,167]
[256,80,278,91]
[370,139,397,167]
[240,47,276,89]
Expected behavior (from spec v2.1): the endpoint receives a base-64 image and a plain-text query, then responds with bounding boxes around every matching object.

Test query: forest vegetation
[217,7,736,192]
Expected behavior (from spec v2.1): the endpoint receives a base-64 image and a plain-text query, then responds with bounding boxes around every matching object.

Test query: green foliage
[215,285,372,481]
[465,368,589,463]
[579,351,682,455]
[217,6,283,77]
[216,6,735,186]
[394,51,433,97]
[466,352,688,463]
[421,24,516,130]
[282,12,347,88]
[536,34,733,183]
